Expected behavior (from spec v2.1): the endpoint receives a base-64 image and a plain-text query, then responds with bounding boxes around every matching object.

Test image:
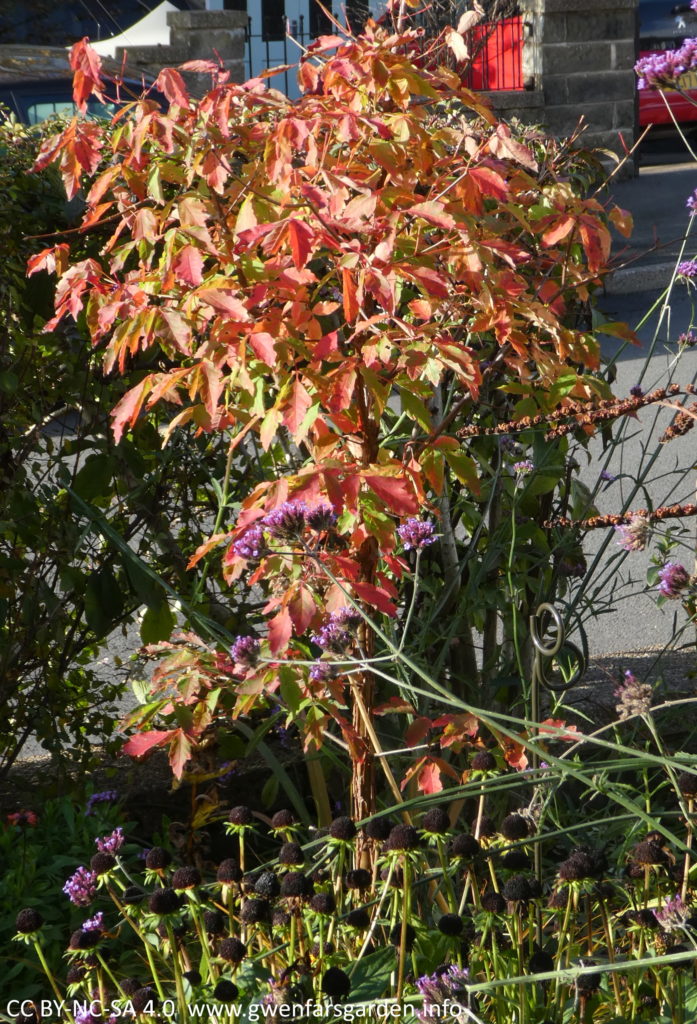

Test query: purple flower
[416,964,470,1015]
[630,385,644,398]
[657,561,691,598]
[678,259,697,280]
[678,330,697,347]
[309,661,336,682]
[306,503,338,532]
[687,190,697,215]
[599,469,617,482]
[513,459,534,476]
[311,620,352,653]
[63,866,98,907]
[231,635,260,667]
[74,1008,100,1024]
[397,517,437,551]
[635,39,697,90]
[654,893,690,931]
[232,523,265,561]
[82,911,104,932]
[615,670,653,720]
[614,515,650,552]
[95,827,124,854]
[84,790,118,816]
[262,501,308,540]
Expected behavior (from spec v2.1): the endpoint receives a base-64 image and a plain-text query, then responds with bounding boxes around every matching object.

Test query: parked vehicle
[639,0,697,129]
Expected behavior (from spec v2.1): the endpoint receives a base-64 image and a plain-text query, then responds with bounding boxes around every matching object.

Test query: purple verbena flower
[513,459,534,476]
[615,670,653,720]
[416,963,470,1015]
[678,258,697,280]
[599,469,617,482]
[63,866,98,907]
[82,911,104,932]
[635,39,697,90]
[654,893,690,931]
[306,503,338,532]
[74,1008,100,1024]
[614,515,650,552]
[311,620,352,653]
[630,385,644,398]
[84,790,118,816]
[95,827,124,854]
[262,501,308,540]
[397,517,437,551]
[678,330,697,347]
[232,523,265,561]
[687,190,697,215]
[309,661,335,683]
[231,635,260,667]
[657,561,691,598]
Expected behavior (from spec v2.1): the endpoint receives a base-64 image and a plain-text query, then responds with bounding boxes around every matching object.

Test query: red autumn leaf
[27,244,70,277]
[405,716,432,747]
[69,38,105,112]
[287,218,315,269]
[132,208,159,242]
[154,67,190,107]
[341,267,359,322]
[168,728,193,780]
[409,201,458,230]
[417,759,444,794]
[363,474,419,515]
[288,585,317,635]
[539,718,581,742]
[110,377,153,443]
[122,729,176,758]
[198,289,250,320]
[282,376,312,440]
[249,332,277,365]
[351,581,398,617]
[268,607,292,655]
[405,265,450,298]
[542,216,576,248]
[173,245,204,286]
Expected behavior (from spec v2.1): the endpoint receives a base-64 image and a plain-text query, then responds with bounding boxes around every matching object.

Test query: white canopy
[91,2,177,59]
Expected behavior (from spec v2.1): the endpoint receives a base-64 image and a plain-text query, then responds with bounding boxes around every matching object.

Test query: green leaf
[348,945,396,1001]
[72,453,113,501]
[84,566,123,638]
[261,772,279,807]
[140,601,175,644]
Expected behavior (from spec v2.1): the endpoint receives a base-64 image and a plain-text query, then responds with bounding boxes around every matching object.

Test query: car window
[26,96,118,125]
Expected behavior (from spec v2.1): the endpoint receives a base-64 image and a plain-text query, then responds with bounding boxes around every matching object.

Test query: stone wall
[487,0,638,165]
[114,8,247,96]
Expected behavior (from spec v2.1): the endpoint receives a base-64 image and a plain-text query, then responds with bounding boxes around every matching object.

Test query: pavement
[606,154,697,293]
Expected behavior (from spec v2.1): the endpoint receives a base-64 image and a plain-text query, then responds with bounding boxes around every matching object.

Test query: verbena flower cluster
[615,670,653,720]
[233,502,338,559]
[635,38,697,89]
[657,561,691,599]
[62,865,98,907]
[397,517,437,550]
[614,514,650,552]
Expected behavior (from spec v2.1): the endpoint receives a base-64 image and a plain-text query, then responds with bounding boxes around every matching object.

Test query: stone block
[168,10,249,31]
[611,40,638,71]
[543,41,614,74]
[561,12,637,41]
[541,101,617,133]
[544,0,635,14]
[563,69,636,103]
[542,14,567,43]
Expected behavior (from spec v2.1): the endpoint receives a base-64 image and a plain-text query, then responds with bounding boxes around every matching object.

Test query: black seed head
[500,814,530,841]
[311,939,335,957]
[280,871,314,899]
[15,908,43,934]
[69,928,101,951]
[184,969,202,985]
[386,824,420,852]
[310,892,336,915]
[121,978,142,996]
[473,815,496,838]
[322,967,351,1000]
[677,772,697,798]
[241,872,258,894]
[171,866,201,890]
[14,1012,38,1024]
[389,922,416,949]
[451,833,481,859]
[501,875,533,903]
[529,948,554,974]
[437,913,463,936]
[90,852,116,875]
[228,805,254,826]
[272,908,291,928]
[255,870,280,899]
[345,868,371,889]
[329,816,356,841]
[278,841,304,865]
[633,909,660,929]
[632,839,668,866]
[576,967,600,996]
[240,898,270,924]
[480,892,506,914]
[346,907,371,929]
[213,979,239,1002]
[364,817,392,841]
[203,910,225,935]
[471,750,497,772]
[501,850,531,871]
[145,847,172,870]
[66,964,87,984]
[219,936,247,963]
[132,988,159,1013]
[271,809,296,829]
[422,807,450,834]
[217,858,242,884]
[148,888,182,916]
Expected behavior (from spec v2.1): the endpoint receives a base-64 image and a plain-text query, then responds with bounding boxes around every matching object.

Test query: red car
[639,0,697,128]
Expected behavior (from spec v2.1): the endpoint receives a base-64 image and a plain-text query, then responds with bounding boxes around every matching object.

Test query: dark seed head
[345,868,371,889]
[69,928,101,951]
[278,841,304,865]
[14,1011,38,1024]
[171,866,201,890]
[280,871,314,899]
[15,908,43,934]
[132,988,159,1013]
[631,839,668,866]
[217,858,242,884]
[184,969,202,985]
[529,948,554,974]
[121,978,141,997]
[389,922,416,949]
[385,824,420,852]
[310,892,336,915]
[364,817,393,841]
[240,898,270,923]
[346,907,371,929]
[329,816,356,841]
[66,964,87,984]
[422,807,450,834]
[311,939,335,956]
[437,913,463,936]
[451,833,481,859]
[271,809,296,829]
[148,888,182,916]
[255,871,280,899]
[471,750,497,772]
[501,875,533,903]
[228,805,254,826]
[219,936,247,963]
[633,908,660,929]
[123,885,145,904]
[322,966,351,1000]
[473,815,496,838]
[272,908,291,928]
[203,910,225,935]
[677,772,697,798]
[501,850,532,871]
[90,852,116,875]
[576,967,600,996]
[145,847,172,870]
[241,872,257,894]
[500,814,530,841]
[213,979,239,1002]
[480,891,506,914]
[558,851,595,881]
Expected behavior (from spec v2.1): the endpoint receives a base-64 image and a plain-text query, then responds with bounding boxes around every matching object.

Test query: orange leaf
[351,581,398,617]
[364,474,419,515]
[268,607,292,655]
[198,289,250,320]
[541,216,575,248]
[342,267,359,322]
[282,377,313,441]
[173,245,204,286]
[154,67,190,107]
[287,218,315,269]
